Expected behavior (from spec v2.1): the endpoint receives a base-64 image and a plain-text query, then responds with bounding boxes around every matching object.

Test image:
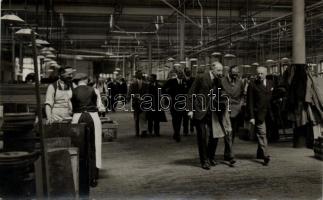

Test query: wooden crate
[102,120,118,142]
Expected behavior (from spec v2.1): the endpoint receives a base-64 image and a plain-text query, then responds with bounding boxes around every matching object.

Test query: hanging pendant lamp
[1,13,25,23]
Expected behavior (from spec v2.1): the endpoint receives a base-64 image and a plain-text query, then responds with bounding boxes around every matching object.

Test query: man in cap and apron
[44,66,75,124]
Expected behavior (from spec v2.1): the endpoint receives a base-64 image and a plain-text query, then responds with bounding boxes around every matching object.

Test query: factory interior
[0,0,323,199]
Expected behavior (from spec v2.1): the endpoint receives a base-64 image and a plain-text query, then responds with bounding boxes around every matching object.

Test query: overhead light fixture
[15,28,38,37]
[40,50,52,55]
[46,54,56,59]
[211,52,222,56]
[174,63,181,67]
[43,58,52,62]
[180,61,186,64]
[251,62,259,66]
[167,57,175,62]
[47,47,56,52]
[115,68,121,71]
[281,57,290,63]
[113,71,119,74]
[266,59,275,63]
[36,39,50,45]
[224,53,236,58]
[193,64,198,67]
[1,13,25,23]
[243,65,252,68]
[189,58,198,61]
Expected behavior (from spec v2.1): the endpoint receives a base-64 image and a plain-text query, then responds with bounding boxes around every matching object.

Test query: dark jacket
[187,72,217,120]
[246,79,273,123]
[147,81,167,122]
[163,78,189,112]
[71,85,98,113]
[128,79,149,112]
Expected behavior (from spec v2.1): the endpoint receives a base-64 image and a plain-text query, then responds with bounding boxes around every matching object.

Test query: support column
[11,30,16,81]
[122,56,126,78]
[292,0,306,64]
[179,16,185,61]
[148,41,152,74]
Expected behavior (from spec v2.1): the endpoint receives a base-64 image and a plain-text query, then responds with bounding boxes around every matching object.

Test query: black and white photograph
[0,0,323,199]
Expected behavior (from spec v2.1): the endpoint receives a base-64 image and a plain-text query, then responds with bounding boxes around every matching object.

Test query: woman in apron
[71,73,102,188]
[44,66,75,124]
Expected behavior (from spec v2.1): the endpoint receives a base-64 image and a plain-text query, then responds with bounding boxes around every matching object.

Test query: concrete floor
[91,112,322,200]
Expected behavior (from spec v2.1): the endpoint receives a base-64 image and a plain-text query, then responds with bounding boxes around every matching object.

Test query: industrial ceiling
[2,0,323,63]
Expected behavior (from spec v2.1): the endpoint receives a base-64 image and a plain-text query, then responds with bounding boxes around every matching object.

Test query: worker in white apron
[71,73,102,188]
[45,66,75,124]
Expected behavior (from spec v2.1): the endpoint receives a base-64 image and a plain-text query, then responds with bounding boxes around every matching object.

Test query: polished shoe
[229,159,236,165]
[209,159,218,166]
[224,157,236,165]
[201,163,210,170]
[263,156,270,166]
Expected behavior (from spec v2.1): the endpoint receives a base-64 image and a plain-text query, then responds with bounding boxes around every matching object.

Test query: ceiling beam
[4,4,289,18]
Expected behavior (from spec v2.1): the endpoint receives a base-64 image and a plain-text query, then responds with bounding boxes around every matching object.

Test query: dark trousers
[194,113,217,164]
[134,111,147,136]
[255,121,269,158]
[230,116,240,143]
[77,112,98,196]
[183,113,194,134]
[171,110,185,139]
[148,118,160,135]
[195,113,234,164]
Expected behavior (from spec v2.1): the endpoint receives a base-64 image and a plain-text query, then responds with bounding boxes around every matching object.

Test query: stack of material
[101,117,119,142]
[2,113,37,151]
[0,151,39,198]
[313,136,323,160]
[0,84,47,151]
[2,113,35,132]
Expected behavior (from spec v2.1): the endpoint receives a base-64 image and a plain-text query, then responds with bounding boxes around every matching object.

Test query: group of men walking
[128,61,272,170]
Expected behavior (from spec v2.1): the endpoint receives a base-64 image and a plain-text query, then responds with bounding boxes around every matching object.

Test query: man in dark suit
[128,70,149,137]
[246,66,272,165]
[147,74,167,136]
[188,61,234,170]
[163,70,188,142]
[183,67,195,136]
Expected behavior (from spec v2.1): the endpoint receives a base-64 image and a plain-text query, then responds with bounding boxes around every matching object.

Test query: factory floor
[91,112,322,200]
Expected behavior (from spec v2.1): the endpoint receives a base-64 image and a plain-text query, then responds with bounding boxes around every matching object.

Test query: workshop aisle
[91,111,322,200]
